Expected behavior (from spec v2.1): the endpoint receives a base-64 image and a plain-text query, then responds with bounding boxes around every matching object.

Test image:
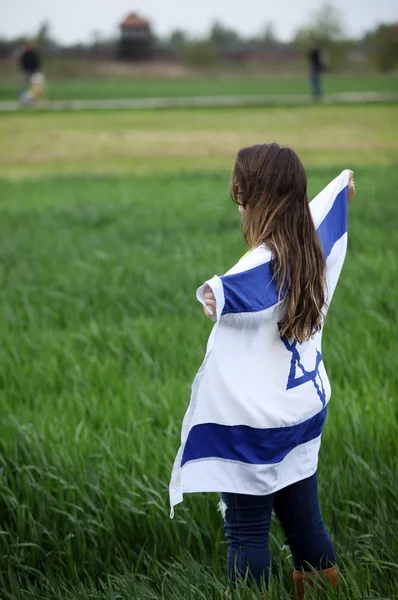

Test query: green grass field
[0,101,397,599]
[1,72,398,102]
[1,104,397,179]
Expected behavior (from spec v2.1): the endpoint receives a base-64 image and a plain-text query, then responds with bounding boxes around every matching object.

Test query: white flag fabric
[170,170,350,513]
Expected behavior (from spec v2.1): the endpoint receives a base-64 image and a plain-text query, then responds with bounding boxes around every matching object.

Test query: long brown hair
[230,143,326,343]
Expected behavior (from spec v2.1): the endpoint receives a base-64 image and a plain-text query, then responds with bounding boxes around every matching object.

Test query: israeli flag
[170,170,350,514]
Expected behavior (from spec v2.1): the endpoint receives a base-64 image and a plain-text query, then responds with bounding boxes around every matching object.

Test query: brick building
[118,13,153,60]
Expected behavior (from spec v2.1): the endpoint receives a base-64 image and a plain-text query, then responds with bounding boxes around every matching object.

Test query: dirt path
[0,91,397,112]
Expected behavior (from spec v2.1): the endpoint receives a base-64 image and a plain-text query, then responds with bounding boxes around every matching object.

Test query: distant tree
[91,30,103,46]
[209,21,241,48]
[169,29,189,50]
[295,2,345,45]
[367,24,398,71]
[90,29,102,58]
[295,2,351,70]
[0,35,26,58]
[261,22,278,45]
[36,21,53,53]
[314,2,344,41]
[181,40,218,69]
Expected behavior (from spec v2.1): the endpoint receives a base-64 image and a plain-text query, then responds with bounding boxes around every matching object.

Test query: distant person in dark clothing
[20,40,41,78]
[308,41,326,100]
[19,41,45,104]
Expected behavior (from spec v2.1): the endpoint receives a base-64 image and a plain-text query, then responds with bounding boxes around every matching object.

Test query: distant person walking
[19,41,45,105]
[308,40,326,100]
[20,40,41,81]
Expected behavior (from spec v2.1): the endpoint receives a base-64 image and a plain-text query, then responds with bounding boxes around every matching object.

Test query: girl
[169,143,355,598]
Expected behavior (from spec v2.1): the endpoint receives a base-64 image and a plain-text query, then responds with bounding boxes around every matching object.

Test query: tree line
[1,2,397,72]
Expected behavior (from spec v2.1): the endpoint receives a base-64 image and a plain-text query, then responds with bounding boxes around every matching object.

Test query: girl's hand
[203,289,217,322]
[348,170,356,202]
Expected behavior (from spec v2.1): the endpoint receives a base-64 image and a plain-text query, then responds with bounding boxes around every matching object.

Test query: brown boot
[293,567,338,599]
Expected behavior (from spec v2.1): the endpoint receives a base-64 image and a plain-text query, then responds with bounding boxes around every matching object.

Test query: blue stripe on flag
[317,186,348,259]
[181,405,328,467]
[221,261,280,315]
[221,185,348,315]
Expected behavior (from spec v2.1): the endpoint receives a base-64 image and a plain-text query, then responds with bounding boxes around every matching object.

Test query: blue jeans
[310,68,322,98]
[221,473,335,586]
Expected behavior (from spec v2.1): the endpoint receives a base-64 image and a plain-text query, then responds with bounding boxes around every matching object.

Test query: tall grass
[0,168,397,599]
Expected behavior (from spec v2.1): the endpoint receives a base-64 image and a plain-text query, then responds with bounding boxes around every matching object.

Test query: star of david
[280,335,326,406]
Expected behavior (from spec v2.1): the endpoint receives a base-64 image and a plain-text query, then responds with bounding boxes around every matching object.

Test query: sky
[1,0,397,44]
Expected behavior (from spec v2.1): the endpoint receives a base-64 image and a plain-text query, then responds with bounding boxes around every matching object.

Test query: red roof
[121,13,150,29]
